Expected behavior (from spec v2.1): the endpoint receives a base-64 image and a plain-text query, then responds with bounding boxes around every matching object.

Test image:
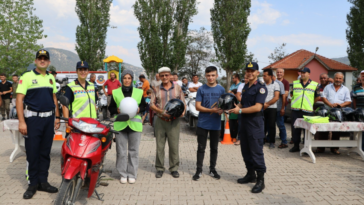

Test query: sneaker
[120,177,127,184]
[209,170,221,180]
[128,178,136,184]
[193,170,202,181]
[269,143,275,149]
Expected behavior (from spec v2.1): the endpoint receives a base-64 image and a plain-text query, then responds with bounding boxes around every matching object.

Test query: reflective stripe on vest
[291,80,318,113]
[112,88,143,132]
[68,81,97,118]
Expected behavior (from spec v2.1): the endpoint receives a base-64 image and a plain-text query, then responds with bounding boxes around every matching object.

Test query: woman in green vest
[108,69,146,184]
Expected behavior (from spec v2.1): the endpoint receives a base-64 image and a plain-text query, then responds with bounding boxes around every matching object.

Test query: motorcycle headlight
[72,120,104,134]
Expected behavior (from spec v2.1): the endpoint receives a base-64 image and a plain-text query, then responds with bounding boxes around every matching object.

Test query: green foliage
[133,0,198,76]
[0,0,46,77]
[346,0,364,76]
[75,0,112,71]
[179,27,214,80]
[268,43,287,63]
[210,0,251,90]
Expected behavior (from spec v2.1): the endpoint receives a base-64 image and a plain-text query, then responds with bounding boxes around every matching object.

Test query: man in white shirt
[316,72,352,155]
[237,74,249,102]
[188,74,203,93]
[263,69,280,149]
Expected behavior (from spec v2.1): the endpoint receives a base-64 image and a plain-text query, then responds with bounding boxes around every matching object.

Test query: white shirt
[237,83,245,93]
[176,80,182,87]
[265,80,280,108]
[188,82,202,89]
[323,84,351,109]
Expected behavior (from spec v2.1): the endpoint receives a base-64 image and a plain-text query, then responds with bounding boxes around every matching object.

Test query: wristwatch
[239,109,242,114]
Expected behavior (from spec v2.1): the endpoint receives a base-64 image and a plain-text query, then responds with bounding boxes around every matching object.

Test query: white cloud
[34,0,76,18]
[110,3,139,26]
[38,35,76,51]
[248,0,282,29]
[282,19,290,25]
[106,46,141,67]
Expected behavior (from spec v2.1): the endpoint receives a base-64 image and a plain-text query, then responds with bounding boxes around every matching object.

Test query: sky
[34,0,352,73]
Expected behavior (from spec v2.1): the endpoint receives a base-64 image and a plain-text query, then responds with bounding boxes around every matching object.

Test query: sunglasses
[37,57,49,61]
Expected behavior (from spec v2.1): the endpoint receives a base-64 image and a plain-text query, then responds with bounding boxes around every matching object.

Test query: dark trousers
[291,110,313,146]
[229,119,239,139]
[314,132,342,151]
[239,115,266,172]
[196,127,220,171]
[220,121,225,139]
[25,114,55,186]
[264,108,277,143]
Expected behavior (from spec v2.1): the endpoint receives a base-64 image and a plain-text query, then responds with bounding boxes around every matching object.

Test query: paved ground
[1,119,364,205]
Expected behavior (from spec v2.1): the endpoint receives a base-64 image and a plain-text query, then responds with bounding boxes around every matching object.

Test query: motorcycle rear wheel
[54,176,80,205]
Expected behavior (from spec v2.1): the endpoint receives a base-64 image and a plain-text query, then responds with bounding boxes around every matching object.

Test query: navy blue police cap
[76,61,89,70]
[245,62,259,71]
[35,49,50,59]
[301,67,310,73]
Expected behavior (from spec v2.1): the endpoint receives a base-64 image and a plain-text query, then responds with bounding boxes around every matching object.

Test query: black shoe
[23,185,37,199]
[251,172,265,193]
[171,171,180,178]
[193,170,202,181]
[155,170,164,178]
[289,145,300,152]
[209,170,220,180]
[37,182,58,193]
[237,169,256,184]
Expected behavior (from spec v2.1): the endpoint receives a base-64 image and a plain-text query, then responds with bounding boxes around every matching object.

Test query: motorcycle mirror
[115,114,129,122]
[59,96,70,107]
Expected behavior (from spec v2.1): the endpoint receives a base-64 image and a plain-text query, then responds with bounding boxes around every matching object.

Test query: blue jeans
[276,110,287,144]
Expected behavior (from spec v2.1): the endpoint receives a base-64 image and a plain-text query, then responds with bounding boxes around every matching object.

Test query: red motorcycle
[54,97,128,205]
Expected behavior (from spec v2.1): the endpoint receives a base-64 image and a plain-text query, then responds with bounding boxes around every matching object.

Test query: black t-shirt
[0,81,12,99]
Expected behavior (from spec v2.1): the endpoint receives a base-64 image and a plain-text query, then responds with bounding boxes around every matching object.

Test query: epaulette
[259,80,265,85]
[20,70,31,76]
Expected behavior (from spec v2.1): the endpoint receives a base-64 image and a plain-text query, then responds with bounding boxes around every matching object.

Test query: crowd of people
[3,49,364,199]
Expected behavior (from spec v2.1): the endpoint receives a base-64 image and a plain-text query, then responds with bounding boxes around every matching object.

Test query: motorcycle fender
[87,170,99,198]
[62,157,88,180]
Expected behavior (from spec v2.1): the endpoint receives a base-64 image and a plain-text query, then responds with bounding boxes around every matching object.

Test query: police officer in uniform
[63,61,97,121]
[229,62,267,193]
[16,49,60,199]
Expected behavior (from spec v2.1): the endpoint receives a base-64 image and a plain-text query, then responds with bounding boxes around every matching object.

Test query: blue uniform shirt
[241,80,267,111]
[196,84,226,130]
[17,69,57,112]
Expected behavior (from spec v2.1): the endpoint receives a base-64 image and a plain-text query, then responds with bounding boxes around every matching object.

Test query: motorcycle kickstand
[94,189,104,201]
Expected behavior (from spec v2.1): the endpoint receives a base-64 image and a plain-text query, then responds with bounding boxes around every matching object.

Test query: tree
[179,27,214,80]
[346,0,364,75]
[0,0,46,77]
[211,0,251,90]
[133,0,198,76]
[75,0,112,71]
[268,43,287,63]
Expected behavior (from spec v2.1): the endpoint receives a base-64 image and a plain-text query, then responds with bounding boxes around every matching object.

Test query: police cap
[301,67,310,73]
[76,61,89,70]
[35,49,50,59]
[245,62,259,71]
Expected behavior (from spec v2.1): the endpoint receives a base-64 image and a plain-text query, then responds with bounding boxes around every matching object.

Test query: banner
[56,72,108,86]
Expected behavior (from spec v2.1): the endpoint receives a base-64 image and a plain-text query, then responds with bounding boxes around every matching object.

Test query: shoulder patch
[21,70,31,76]
[259,88,266,94]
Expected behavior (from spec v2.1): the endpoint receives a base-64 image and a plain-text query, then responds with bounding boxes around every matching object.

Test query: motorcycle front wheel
[54,176,81,205]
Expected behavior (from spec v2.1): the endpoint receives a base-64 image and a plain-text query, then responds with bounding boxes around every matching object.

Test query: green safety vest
[67,80,97,118]
[291,80,318,113]
[113,88,143,132]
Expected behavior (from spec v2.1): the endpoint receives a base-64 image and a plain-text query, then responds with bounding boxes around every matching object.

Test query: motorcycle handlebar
[56,116,69,121]
[109,129,120,135]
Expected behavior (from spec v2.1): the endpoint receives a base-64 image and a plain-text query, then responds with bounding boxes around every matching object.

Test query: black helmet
[328,108,344,122]
[315,106,329,117]
[341,107,355,121]
[164,99,185,119]
[218,93,238,110]
[354,108,364,122]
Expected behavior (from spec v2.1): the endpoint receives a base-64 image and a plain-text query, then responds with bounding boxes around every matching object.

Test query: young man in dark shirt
[0,73,13,120]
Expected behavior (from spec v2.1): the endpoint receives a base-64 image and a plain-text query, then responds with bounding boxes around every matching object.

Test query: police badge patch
[32,79,38,84]
[49,79,53,85]
[259,88,265,94]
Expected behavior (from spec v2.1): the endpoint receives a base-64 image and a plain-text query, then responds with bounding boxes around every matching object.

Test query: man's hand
[332,103,340,108]
[211,107,223,115]
[0,92,3,95]
[162,112,171,119]
[54,118,60,130]
[264,103,269,110]
[280,109,285,116]
[19,121,27,135]
[180,110,185,118]
[66,124,73,132]
[229,103,240,114]
[105,92,108,97]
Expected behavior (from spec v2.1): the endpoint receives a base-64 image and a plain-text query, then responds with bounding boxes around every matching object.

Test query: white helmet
[118,97,138,119]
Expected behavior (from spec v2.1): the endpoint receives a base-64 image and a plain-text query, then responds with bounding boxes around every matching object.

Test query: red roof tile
[263,49,357,71]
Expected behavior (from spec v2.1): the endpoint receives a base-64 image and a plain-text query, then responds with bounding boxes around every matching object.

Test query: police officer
[16,49,60,199]
[229,62,267,193]
[62,61,97,122]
